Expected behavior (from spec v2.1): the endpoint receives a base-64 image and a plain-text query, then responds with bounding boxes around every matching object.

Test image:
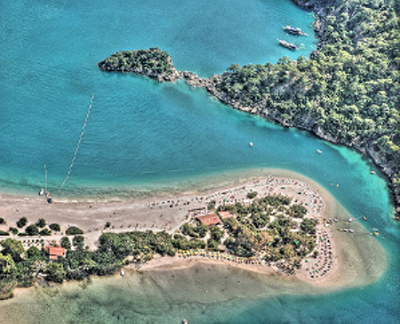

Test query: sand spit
[0,169,386,294]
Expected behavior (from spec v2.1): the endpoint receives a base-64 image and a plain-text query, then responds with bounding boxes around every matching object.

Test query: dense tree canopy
[211,0,400,216]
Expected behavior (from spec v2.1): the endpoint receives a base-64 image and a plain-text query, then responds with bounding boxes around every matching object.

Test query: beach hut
[45,246,66,261]
[196,213,221,226]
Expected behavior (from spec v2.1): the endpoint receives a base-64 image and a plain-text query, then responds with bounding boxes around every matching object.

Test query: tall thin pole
[44,163,47,193]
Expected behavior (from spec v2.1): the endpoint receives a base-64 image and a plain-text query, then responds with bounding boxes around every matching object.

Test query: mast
[44,163,47,193]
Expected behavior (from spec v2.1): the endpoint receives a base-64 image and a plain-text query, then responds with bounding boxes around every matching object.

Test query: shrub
[0,217,5,225]
[49,223,61,231]
[247,191,258,199]
[73,235,84,248]
[39,228,52,236]
[16,217,28,228]
[60,237,71,250]
[9,227,19,235]
[0,230,10,236]
[66,226,84,235]
[35,218,46,228]
[25,224,39,236]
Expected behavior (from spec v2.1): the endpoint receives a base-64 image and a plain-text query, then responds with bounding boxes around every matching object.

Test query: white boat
[249,142,253,147]
[317,150,322,154]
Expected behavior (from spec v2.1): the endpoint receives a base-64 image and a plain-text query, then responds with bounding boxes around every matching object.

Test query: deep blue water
[0,0,399,323]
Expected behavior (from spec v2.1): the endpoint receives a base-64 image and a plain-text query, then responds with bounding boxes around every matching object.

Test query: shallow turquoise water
[0,0,399,323]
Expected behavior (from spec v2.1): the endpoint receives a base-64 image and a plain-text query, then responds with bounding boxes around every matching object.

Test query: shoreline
[0,170,386,298]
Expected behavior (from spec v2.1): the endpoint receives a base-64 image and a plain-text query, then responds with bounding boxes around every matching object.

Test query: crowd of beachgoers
[140,176,335,280]
[0,176,338,282]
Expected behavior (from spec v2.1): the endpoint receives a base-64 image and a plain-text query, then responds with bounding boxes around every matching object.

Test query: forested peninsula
[99,0,400,219]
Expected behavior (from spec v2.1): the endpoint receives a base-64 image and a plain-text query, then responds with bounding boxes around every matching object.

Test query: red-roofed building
[196,213,221,226]
[46,246,66,260]
[218,211,234,219]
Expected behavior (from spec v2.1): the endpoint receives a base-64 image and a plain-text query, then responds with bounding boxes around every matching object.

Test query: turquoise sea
[0,0,399,323]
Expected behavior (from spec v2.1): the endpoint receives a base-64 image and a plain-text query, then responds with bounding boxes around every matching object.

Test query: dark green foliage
[212,0,400,214]
[26,246,43,260]
[251,213,270,229]
[60,237,72,250]
[0,231,9,236]
[289,204,308,218]
[25,225,39,236]
[247,191,258,199]
[1,239,24,261]
[208,200,216,210]
[98,48,175,76]
[9,227,18,235]
[301,218,317,234]
[46,262,65,283]
[49,223,60,231]
[16,217,27,228]
[181,223,209,238]
[39,228,51,236]
[35,218,46,228]
[66,226,84,235]
[207,239,219,251]
[99,231,177,258]
[73,236,85,249]
[223,217,239,232]
[0,218,5,225]
[105,222,111,229]
[210,226,224,243]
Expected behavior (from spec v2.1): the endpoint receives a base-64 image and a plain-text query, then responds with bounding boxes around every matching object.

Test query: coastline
[98,0,400,219]
[0,169,386,298]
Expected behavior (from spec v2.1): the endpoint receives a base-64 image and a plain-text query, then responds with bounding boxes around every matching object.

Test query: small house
[196,213,221,226]
[46,246,66,260]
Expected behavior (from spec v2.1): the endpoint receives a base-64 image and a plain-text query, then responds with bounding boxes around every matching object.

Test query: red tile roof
[46,246,66,260]
[218,211,234,219]
[196,213,221,226]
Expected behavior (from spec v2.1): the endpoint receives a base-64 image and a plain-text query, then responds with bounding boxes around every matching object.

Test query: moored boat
[317,150,322,154]
[283,25,308,36]
[277,39,298,50]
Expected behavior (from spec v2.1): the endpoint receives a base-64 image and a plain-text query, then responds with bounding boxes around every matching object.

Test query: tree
[35,218,46,228]
[301,219,316,234]
[9,227,18,235]
[0,217,5,225]
[73,236,85,249]
[61,237,72,250]
[39,228,52,236]
[247,191,258,199]
[25,224,39,236]
[16,217,28,228]
[66,226,84,235]
[0,253,16,275]
[210,226,224,243]
[49,223,60,231]
[1,239,24,261]
[26,246,43,260]
[46,262,65,283]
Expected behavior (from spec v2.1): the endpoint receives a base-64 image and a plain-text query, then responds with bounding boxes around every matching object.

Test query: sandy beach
[0,169,386,292]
